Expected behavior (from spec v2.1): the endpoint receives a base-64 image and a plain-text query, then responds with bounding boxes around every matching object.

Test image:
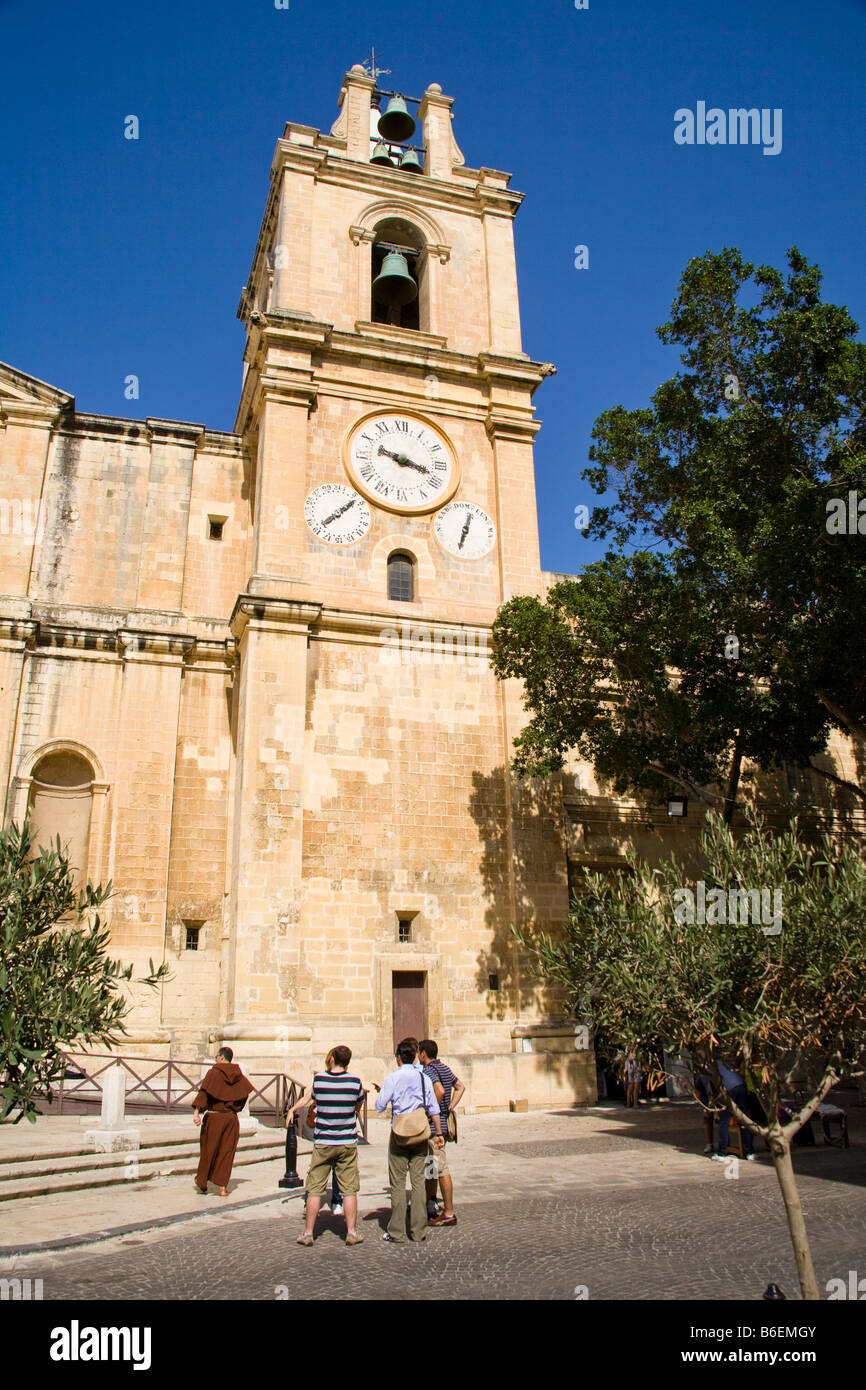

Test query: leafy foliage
[492,247,866,810]
[0,817,168,1123]
[514,810,866,1113]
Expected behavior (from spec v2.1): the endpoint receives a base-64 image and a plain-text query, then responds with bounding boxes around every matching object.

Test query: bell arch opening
[371,218,428,332]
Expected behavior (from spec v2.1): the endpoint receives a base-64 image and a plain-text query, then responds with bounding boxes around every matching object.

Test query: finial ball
[426,82,442,95]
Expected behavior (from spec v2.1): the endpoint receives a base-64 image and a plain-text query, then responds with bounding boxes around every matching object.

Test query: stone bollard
[84,1064,141,1153]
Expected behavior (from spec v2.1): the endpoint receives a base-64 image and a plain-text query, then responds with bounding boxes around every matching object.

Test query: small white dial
[433,500,496,560]
[304,483,371,545]
[344,411,458,515]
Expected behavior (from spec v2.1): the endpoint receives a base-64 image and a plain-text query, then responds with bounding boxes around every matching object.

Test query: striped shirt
[311,1071,364,1146]
[423,1059,458,1126]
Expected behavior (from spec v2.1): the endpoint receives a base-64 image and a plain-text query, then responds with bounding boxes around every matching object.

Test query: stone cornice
[229,594,323,641]
[485,409,542,444]
[272,141,523,221]
[145,418,205,445]
[313,606,494,642]
[0,400,68,430]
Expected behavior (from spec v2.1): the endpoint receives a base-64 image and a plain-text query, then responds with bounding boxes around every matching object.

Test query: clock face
[344,411,458,515]
[304,483,371,545]
[433,500,496,560]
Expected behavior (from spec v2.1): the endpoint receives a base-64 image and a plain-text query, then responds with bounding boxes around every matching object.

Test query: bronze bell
[378,95,416,144]
[370,141,395,167]
[399,147,423,175]
[372,251,418,306]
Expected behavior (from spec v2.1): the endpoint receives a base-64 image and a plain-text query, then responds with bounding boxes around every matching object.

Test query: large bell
[370,140,395,167]
[378,95,416,143]
[372,251,418,306]
[399,147,423,175]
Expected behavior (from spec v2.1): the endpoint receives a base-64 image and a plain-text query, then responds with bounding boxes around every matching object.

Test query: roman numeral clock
[303,407,496,555]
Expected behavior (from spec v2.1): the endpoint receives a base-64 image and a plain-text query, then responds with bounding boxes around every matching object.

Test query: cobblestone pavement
[3,1101,864,1301]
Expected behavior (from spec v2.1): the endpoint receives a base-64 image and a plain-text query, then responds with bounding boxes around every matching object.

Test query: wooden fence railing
[50,1051,303,1128]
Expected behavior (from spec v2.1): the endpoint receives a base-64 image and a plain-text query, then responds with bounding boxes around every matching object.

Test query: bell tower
[222,66,586,1105]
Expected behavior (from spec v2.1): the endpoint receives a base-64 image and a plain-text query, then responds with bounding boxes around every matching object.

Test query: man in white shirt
[374,1037,444,1242]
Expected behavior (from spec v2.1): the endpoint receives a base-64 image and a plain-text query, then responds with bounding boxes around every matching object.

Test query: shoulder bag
[392,1070,432,1147]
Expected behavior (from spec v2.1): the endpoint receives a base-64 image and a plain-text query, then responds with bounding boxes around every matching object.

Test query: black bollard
[278,1114,304,1188]
[762,1283,786,1300]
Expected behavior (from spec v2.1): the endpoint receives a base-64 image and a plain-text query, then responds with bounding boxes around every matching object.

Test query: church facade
[0,68,595,1108]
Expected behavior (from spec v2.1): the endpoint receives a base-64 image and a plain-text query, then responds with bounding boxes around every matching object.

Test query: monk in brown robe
[192,1047,254,1196]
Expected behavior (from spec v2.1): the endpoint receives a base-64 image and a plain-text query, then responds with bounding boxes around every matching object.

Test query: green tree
[514,811,866,1300]
[583,245,866,802]
[492,552,829,819]
[0,816,169,1123]
[493,247,866,815]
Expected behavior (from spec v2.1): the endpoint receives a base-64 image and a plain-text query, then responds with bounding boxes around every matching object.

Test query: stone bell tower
[222,66,592,1106]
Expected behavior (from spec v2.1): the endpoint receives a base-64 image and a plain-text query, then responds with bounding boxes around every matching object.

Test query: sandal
[345,1232,365,1246]
[296,1233,315,1246]
[428,1213,457,1226]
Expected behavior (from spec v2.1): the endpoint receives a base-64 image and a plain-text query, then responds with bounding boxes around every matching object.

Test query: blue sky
[2,0,864,573]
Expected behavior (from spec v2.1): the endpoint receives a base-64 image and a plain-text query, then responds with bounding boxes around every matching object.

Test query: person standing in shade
[374,1037,444,1243]
[712,1059,755,1161]
[624,1047,642,1107]
[288,1044,365,1246]
[193,1047,254,1197]
[419,1039,464,1227]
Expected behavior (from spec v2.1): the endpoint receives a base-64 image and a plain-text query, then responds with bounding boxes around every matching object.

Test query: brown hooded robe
[193,1061,254,1189]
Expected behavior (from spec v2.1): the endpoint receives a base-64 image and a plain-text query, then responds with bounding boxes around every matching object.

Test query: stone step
[0,1132,286,1185]
[0,1136,290,1203]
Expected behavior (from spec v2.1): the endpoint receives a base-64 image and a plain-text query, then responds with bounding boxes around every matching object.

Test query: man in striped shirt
[287,1045,365,1246]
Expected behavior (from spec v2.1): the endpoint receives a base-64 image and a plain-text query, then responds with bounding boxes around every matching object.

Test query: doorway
[392,971,426,1049]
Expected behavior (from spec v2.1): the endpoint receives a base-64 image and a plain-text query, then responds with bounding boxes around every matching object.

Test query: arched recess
[373,533,435,605]
[14,740,110,893]
[350,201,451,334]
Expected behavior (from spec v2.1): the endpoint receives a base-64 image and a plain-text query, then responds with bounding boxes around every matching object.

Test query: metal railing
[50,1051,304,1128]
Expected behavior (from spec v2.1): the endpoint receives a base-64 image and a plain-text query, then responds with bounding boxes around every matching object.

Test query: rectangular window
[184,924,201,951]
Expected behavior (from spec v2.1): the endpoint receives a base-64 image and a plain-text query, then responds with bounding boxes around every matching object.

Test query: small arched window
[27,750,95,892]
[388,551,415,602]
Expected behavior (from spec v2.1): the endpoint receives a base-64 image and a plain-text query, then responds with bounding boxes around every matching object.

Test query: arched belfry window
[371,218,426,332]
[27,750,95,892]
[388,551,415,602]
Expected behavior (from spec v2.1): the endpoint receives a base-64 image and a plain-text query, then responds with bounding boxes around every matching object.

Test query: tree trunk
[767,1125,820,1300]
[722,736,743,825]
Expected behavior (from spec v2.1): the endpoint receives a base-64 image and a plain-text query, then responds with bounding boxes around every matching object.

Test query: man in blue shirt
[712,1059,755,1160]
[374,1037,444,1242]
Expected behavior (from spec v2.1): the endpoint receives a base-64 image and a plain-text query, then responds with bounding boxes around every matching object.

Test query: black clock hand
[457,515,472,549]
[323,499,356,526]
[377,446,428,473]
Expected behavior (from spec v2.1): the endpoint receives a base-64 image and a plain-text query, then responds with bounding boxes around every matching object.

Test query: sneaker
[703,1144,713,1155]
[710,1153,727,1161]
[745,1153,756,1161]
[332,1203,344,1216]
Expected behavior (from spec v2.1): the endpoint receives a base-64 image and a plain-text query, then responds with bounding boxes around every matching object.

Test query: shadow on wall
[467,765,571,1026]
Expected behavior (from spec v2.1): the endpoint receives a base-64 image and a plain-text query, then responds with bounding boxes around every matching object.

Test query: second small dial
[304,483,371,545]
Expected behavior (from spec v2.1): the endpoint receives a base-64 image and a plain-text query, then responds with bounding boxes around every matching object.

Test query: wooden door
[392,971,426,1050]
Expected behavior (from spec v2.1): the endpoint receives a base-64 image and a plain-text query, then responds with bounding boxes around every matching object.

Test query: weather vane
[363,48,390,87]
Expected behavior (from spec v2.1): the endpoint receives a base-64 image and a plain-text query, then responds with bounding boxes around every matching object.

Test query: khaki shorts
[305,1144,360,1197]
[426,1138,449,1178]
